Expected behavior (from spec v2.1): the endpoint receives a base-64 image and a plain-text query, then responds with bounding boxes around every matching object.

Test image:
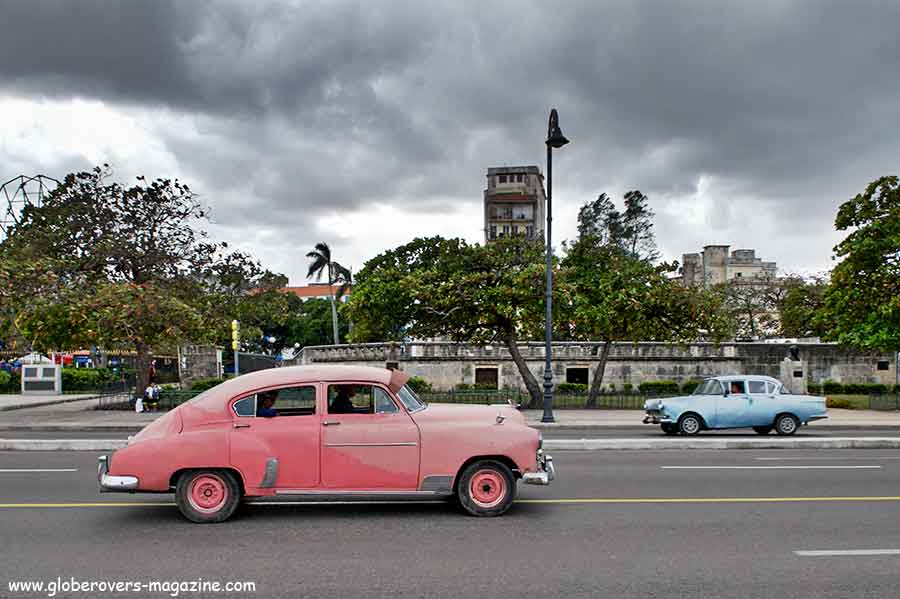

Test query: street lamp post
[542,108,569,423]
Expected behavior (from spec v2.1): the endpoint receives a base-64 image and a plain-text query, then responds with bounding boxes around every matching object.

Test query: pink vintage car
[98,365,554,522]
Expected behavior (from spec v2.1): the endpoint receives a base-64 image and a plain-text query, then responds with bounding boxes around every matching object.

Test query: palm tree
[306,242,352,345]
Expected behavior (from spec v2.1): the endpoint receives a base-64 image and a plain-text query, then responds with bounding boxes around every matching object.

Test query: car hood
[413,403,526,426]
[643,395,693,410]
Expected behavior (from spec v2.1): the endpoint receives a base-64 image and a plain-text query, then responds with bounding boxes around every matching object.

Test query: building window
[877,360,890,371]
[502,225,510,236]
[516,174,523,183]
[385,361,399,371]
[475,367,499,389]
[526,225,534,238]
[489,225,497,240]
[499,175,507,183]
[566,368,589,385]
[512,225,518,235]
[735,272,742,277]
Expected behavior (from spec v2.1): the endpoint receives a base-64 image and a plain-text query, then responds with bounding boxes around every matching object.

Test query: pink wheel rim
[188,473,228,514]
[469,469,506,508]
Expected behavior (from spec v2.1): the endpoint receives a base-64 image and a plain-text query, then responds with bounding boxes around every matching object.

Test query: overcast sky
[1,0,898,283]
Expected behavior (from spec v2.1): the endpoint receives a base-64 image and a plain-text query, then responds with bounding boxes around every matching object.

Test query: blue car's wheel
[678,413,703,436]
[775,414,799,436]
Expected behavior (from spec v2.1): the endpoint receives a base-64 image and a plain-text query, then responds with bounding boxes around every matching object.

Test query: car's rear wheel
[753,426,773,435]
[457,460,516,517]
[678,413,703,436]
[661,423,679,435]
[774,414,800,436]
[175,470,241,523]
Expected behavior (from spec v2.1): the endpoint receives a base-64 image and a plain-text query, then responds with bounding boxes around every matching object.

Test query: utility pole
[231,320,240,377]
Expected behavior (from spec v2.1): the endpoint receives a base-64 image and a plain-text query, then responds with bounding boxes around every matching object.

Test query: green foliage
[406,376,432,394]
[0,370,10,386]
[778,276,830,338]
[821,176,900,351]
[61,367,119,391]
[807,383,823,395]
[347,237,468,343]
[0,371,18,393]
[826,397,854,409]
[821,380,890,395]
[557,382,588,393]
[638,381,681,395]
[680,379,704,394]
[305,241,353,345]
[189,378,224,392]
[623,383,634,392]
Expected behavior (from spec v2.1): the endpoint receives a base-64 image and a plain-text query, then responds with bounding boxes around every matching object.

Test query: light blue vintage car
[642,375,828,435]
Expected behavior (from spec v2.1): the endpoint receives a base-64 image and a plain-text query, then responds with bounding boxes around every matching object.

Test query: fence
[94,387,900,412]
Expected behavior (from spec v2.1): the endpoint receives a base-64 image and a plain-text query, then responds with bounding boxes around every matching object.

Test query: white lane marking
[756,456,900,461]
[661,465,882,470]
[0,468,78,473]
[795,550,900,557]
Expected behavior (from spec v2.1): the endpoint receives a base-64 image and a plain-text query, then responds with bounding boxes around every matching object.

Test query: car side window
[232,386,316,418]
[328,384,399,415]
[748,381,767,394]
[765,382,777,395]
[728,381,746,395]
[233,396,255,417]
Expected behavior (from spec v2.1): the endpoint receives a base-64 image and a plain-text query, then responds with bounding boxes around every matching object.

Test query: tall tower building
[483,166,546,242]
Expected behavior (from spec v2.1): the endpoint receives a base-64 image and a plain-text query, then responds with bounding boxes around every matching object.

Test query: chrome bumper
[642,412,673,425]
[808,414,829,422]
[97,454,139,492]
[522,450,555,485]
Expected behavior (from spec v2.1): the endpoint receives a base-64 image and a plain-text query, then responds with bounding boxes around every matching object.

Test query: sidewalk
[0,398,898,432]
[0,393,99,412]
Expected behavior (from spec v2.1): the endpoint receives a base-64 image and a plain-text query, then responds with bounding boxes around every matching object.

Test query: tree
[306,242,352,345]
[0,165,273,397]
[778,275,830,338]
[347,236,467,342]
[564,194,727,405]
[348,235,559,407]
[563,240,718,405]
[622,190,659,262]
[718,276,784,340]
[821,176,900,351]
[577,193,623,247]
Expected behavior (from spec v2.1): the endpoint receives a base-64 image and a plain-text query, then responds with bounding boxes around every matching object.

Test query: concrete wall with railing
[283,341,895,392]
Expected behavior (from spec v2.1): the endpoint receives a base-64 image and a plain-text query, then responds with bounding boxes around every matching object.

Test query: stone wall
[178,345,223,387]
[288,342,896,391]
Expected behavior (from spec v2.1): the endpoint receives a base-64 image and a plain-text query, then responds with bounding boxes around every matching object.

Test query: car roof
[712,374,782,384]
[188,365,410,409]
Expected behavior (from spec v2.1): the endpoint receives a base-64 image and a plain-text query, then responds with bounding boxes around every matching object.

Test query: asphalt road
[1,449,899,598]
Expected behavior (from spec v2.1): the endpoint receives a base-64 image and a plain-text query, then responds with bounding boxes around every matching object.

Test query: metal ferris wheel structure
[0,174,60,239]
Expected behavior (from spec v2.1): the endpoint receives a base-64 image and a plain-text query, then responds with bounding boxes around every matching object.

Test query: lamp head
[546,108,569,148]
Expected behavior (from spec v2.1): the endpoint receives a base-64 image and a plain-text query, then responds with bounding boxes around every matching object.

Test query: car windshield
[693,379,724,395]
[397,384,426,412]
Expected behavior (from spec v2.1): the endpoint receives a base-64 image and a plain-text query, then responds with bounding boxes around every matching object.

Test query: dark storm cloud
[2,0,899,276]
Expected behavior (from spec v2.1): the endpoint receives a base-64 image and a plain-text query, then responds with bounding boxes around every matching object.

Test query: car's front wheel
[753,426,773,435]
[678,413,703,436]
[774,414,800,436]
[175,470,241,523]
[457,460,516,517]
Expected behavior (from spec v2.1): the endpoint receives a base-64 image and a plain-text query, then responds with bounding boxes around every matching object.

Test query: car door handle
[233,423,251,429]
[322,420,341,426]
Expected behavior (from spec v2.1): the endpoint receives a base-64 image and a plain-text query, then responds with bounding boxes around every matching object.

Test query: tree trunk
[134,341,153,400]
[329,293,340,345]
[587,340,612,407]
[504,334,542,408]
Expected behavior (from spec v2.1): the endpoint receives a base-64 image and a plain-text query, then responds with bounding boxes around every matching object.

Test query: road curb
[543,437,900,450]
[4,437,900,451]
[0,439,128,451]
[0,395,102,412]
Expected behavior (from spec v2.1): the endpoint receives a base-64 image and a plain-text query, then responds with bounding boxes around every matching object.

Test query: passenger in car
[330,386,356,414]
[256,391,278,417]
